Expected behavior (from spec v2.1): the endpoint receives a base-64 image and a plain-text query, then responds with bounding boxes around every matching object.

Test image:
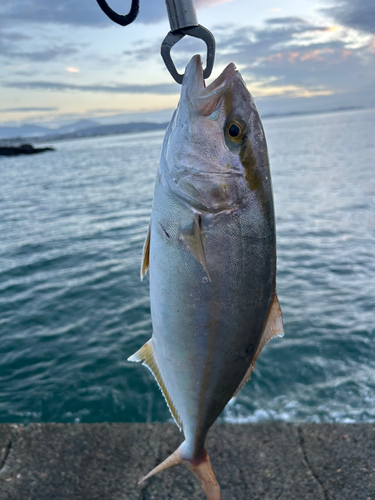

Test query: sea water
[0,108,374,424]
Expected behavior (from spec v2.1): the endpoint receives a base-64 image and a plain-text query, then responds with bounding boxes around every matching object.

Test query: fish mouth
[183,55,239,116]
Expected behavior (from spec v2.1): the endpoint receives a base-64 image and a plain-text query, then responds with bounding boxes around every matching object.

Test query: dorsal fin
[233,294,284,397]
[180,218,211,281]
[140,222,151,280]
[128,340,182,430]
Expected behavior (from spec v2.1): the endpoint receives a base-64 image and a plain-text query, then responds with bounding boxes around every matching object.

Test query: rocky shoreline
[0,144,55,156]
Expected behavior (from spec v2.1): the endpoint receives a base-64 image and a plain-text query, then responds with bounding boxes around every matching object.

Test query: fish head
[163,55,270,212]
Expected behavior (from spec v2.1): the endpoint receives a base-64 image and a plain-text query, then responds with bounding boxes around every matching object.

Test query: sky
[0,0,374,126]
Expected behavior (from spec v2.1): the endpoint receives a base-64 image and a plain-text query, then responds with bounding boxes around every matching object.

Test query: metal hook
[95,0,216,85]
[161,25,216,84]
[161,0,215,84]
[96,0,140,26]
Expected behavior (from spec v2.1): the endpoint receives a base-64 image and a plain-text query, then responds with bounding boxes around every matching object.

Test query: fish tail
[186,448,221,500]
[139,441,221,500]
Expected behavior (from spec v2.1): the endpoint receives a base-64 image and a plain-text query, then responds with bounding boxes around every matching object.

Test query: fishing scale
[96,0,216,84]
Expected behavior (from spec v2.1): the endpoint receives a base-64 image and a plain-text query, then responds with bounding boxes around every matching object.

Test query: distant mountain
[0,124,51,139]
[0,119,169,144]
[62,121,168,139]
[56,119,99,134]
[261,105,364,120]
[0,119,100,139]
[2,105,368,142]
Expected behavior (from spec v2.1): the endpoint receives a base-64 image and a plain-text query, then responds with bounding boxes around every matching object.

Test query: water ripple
[0,112,374,424]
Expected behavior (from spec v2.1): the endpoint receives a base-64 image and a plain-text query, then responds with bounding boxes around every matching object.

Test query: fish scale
[129,54,284,500]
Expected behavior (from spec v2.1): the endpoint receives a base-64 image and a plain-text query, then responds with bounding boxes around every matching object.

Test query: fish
[128,54,284,500]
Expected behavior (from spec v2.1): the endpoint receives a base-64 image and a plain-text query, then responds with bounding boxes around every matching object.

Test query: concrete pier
[0,423,374,499]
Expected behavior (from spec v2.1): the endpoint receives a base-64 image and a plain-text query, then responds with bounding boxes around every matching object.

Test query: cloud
[0,28,78,61]
[123,42,160,62]
[66,67,80,73]
[168,19,330,70]
[152,16,374,105]
[10,45,78,62]
[0,0,227,27]
[265,17,307,25]
[2,10,374,117]
[0,30,29,42]
[0,107,58,112]
[0,29,28,57]
[0,0,114,27]
[115,15,375,103]
[323,0,375,34]
[3,80,179,95]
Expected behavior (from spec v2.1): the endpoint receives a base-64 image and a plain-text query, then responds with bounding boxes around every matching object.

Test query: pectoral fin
[180,218,211,281]
[140,222,151,280]
[128,339,182,429]
[233,294,284,397]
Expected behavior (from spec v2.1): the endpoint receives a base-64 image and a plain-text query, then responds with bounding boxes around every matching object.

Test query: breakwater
[0,423,374,499]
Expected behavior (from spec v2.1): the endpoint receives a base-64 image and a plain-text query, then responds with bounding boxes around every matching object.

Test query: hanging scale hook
[96,0,215,83]
[161,0,215,84]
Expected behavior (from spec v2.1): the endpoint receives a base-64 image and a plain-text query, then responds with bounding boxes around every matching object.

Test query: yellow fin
[233,294,284,397]
[140,222,151,280]
[139,443,221,500]
[128,340,182,429]
[187,451,221,500]
[180,218,211,281]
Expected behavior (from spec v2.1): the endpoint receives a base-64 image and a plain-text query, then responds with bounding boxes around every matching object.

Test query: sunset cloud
[0,106,58,113]
[3,80,178,95]
[1,0,374,124]
[323,0,375,34]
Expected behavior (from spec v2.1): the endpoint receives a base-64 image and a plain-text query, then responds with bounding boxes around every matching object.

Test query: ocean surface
[0,108,374,425]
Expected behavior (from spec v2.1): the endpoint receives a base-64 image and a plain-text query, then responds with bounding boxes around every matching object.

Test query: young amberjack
[129,55,284,500]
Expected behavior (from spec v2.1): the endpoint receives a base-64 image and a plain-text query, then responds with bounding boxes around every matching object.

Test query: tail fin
[139,442,221,500]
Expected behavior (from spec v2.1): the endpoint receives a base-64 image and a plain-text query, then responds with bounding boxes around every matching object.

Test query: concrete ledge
[0,423,374,499]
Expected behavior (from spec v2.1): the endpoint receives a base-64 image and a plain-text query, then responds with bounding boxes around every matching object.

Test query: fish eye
[226,121,244,142]
[228,124,240,137]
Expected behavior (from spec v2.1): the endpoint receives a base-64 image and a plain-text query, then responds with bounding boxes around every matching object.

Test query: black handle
[96,0,140,26]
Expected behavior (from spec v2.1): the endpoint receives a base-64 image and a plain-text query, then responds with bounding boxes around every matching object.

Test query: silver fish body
[129,55,283,500]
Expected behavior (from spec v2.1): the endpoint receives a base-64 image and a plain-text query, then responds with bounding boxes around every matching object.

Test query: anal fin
[233,294,284,397]
[140,222,151,280]
[128,340,182,429]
